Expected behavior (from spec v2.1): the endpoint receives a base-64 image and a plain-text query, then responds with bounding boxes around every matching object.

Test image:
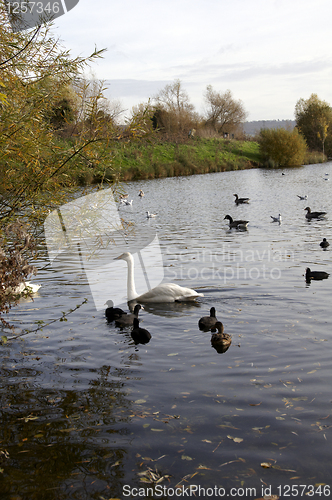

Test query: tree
[0,7,108,327]
[153,79,196,134]
[258,128,307,167]
[295,93,332,156]
[204,85,247,134]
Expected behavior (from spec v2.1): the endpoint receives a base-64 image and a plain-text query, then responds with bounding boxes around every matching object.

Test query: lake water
[1,163,332,500]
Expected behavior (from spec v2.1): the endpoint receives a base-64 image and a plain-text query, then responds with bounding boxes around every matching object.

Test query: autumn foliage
[258,128,307,167]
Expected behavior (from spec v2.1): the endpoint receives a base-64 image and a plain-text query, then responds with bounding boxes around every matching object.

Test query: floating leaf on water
[143,424,150,428]
[261,462,272,468]
[151,428,164,432]
[218,424,239,430]
[268,368,276,372]
[202,439,212,443]
[307,370,317,374]
[34,434,44,438]
[249,402,262,406]
[134,399,146,404]
[19,415,39,422]
[168,353,179,357]
[140,477,152,483]
[1,336,8,344]
[233,437,243,443]
[181,454,193,460]
[255,496,279,500]
[227,435,243,443]
[276,417,285,420]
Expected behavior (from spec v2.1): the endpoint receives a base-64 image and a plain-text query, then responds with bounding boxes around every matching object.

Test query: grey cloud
[104,79,172,99]
[174,58,332,83]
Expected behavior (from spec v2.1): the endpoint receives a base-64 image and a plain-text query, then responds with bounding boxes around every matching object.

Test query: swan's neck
[126,254,139,301]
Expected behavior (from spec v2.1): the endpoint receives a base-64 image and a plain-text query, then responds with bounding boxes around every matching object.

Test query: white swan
[114,252,204,303]
[8,282,41,294]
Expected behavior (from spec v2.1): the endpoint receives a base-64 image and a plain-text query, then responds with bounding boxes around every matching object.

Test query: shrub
[258,128,307,166]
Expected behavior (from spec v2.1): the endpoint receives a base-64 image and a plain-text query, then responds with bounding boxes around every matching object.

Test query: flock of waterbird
[108,178,330,348]
[110,188,234,350]
[105,298,231,353]
[224,189,330,285]
[119,190,157,218]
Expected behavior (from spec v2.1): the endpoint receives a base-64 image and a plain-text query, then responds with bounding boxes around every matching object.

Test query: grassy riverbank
[72,138,262,185]
[111,138,262,182]
[72,137,327,185]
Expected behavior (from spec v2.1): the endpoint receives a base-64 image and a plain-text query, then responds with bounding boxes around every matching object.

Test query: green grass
[103,137,263,182]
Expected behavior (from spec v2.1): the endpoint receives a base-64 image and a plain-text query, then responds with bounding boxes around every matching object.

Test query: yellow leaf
[261,462,272,468]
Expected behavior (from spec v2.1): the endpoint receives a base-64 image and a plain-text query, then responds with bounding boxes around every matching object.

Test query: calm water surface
[1,163,332,499]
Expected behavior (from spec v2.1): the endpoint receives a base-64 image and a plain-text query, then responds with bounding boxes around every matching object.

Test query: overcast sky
[54,0,332,121]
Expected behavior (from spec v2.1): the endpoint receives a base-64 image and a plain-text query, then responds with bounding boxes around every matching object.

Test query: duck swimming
[105,300,127,322]
[320,238,330,249]
[114,252,204,303]
[131,317,151,344]
[115,304,143,328]
[211,322,232,351]
[224,215,249,229]
[304,207,327,219]
[198,307,218,331]
[234,194,250,205]
[305,267,329,282]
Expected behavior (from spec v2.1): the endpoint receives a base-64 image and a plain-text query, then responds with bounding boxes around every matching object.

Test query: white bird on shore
[138,190,145,198]
[114,252,204,303]
[146,211,157,218]
[123,199,133,206]
[297,195,308,200]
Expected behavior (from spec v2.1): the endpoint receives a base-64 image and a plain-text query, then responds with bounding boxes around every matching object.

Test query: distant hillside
[243,119,296,136]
